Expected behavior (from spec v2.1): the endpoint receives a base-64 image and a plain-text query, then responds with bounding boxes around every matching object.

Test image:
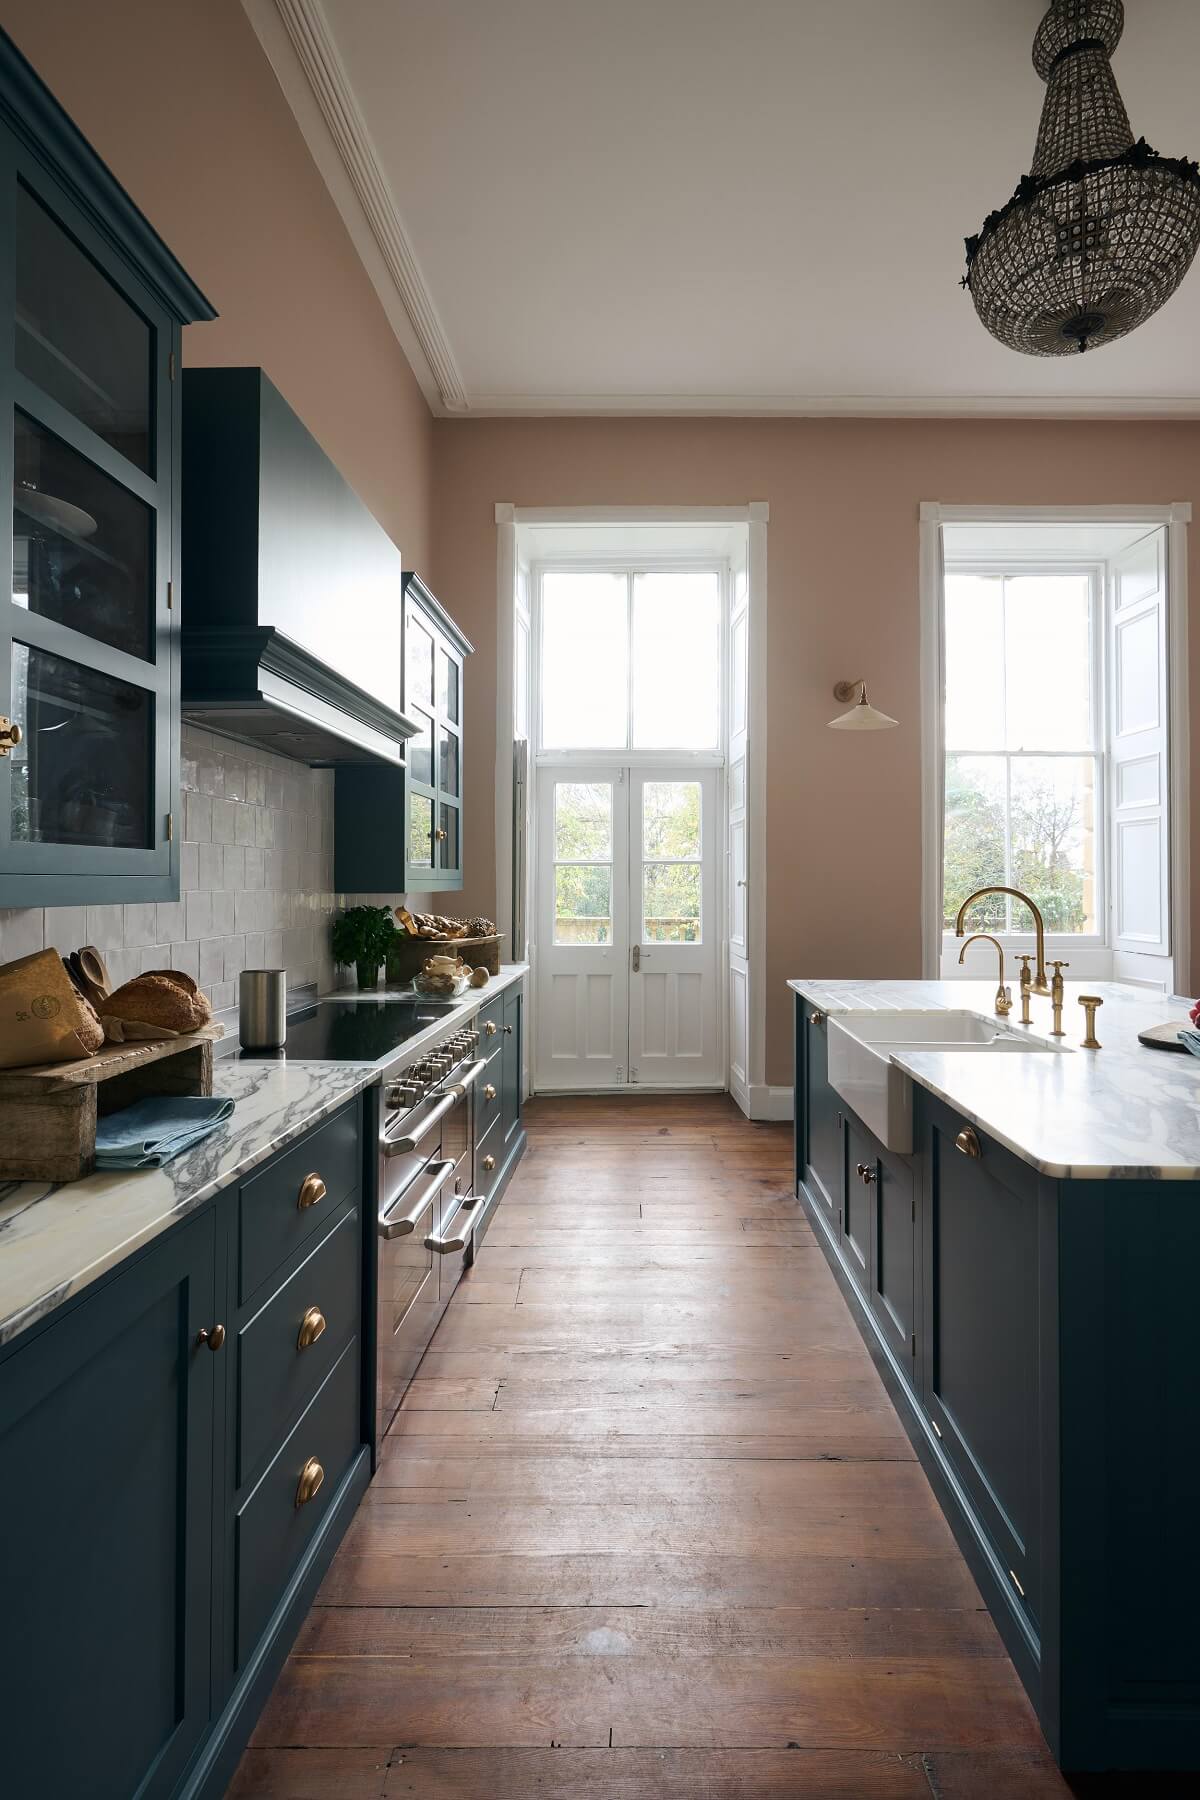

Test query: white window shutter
[1108,528,1171,964]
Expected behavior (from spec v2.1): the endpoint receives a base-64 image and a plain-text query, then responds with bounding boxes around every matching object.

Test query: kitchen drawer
[476,994,504,1050]
[476,1062,502,1135]
[239,1102,360,1302]
[236,1204,361,1486]
[235,1334,360,1667]
[475,1111,502,1206]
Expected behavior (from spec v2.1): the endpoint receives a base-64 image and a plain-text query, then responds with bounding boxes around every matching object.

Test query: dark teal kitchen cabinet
[791,986,1200,1773]
[0,29,214,905]
[0,1096,371,1800]
[0,1211,218,1800]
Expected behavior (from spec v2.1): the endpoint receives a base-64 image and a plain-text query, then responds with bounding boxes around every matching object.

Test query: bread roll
[101,970,212,1042]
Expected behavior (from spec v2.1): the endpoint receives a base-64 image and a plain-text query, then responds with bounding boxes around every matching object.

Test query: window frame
[940,553,1109,959]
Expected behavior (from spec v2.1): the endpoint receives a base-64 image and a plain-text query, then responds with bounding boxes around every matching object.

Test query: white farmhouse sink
[827,1010,1066,1154]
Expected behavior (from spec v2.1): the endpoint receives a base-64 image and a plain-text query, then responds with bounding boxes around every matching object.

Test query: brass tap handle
[996,985,1013,1016]
[1078,994,1103,1049]
[1048,961,1069,1037]
[1016,956,1034,1026]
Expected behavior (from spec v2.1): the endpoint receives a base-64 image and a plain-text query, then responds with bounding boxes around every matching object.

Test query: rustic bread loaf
[101,970,213,1042]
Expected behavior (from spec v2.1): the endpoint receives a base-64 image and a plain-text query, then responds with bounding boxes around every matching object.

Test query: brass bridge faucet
[954,886,1050,995]
[957,933,1012,1016]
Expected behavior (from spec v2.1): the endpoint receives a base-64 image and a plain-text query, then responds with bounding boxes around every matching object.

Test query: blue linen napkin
[1178,1027,1200,1059]
[94,1096,235,1170]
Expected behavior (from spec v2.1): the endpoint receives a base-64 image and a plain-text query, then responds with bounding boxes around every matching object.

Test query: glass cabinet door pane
[15,185,153,472]
[408,793,433,870]
[437,647,459,723]
[10,642,153,848]
[438,803,459,871]
[438,725,459,798]
[406,617,434,710]
[13,413,154,661]
[408,708,432,786]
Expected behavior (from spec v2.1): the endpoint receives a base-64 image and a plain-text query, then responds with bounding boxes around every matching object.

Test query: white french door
[535,765,721,1091]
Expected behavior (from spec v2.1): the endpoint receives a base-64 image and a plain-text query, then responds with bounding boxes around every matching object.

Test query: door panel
[1109,529,1170,961]
[841,1117,872,1279]
[629,767,720,1086]
[872,1146,916,1369]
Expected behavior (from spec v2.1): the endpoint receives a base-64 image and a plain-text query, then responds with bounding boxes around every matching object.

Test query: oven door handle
[426,1192,481,1255]
[382,1090,460,1156]
[451,1059,488,1092]
[378,1158,454,1239]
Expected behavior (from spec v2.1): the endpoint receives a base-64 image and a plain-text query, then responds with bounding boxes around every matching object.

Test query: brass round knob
[0,720,23,750]
[435,827,447,841]
[809,1010,825,1027]
[197,1323,226,1352]
[503,1023,513,1035]
[856,1162,869,1177]
[297,1306,327,1351]
[295,1456,325,1508]
[484,1083,497,1101]
[482,1154,496,1173]
[484,1020,498,1036]
[297,1171,326,1211]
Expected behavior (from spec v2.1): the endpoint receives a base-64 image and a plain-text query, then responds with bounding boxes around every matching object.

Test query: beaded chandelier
[963,0,1200,355]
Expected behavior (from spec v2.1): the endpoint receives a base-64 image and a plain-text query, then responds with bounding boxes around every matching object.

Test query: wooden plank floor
[229,1096,1172,1799]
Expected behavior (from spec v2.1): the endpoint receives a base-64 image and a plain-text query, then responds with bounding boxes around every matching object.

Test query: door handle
[632,945,641,973]
[378,1158,454,1239]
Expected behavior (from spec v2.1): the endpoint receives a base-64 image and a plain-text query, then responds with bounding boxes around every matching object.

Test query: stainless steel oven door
[376,1153,453,1444]
[432,1162,481,1304]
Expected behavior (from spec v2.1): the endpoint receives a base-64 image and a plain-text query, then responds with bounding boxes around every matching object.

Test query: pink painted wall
[3,0,434,568]
[433,418,1200,1083]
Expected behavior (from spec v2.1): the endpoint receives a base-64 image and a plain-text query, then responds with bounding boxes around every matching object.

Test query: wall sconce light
[828,680,899,732]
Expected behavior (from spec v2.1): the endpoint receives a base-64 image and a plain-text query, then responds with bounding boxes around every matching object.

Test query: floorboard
[230,1092,1157,1798]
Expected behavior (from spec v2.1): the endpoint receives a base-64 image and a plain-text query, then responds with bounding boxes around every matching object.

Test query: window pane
[408,793,432,869]
[439,726,459,797]
[541,572,627,748]
[555,865,612,944]
[943,754,1007,932]
[643,780,701,859]
[1010,756,1098,934]
[644,863,701,942]
[1005,575,1092,750]
[632,572,720,748]
[437,647,459,723]
[407,709,432,787]
[14,411,154,661]
[16,184,152,472]
[555,782,611,859]
[406,616,434,709]
[438,802,459,870]
[944,576,1004,751]
[11,641,152,847]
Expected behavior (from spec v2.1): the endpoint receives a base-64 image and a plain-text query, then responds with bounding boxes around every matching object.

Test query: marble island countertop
[0,964,530,1350]
[788,977,1200,1180]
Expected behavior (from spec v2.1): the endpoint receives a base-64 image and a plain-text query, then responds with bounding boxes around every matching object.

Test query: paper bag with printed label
[0,948,105,1069]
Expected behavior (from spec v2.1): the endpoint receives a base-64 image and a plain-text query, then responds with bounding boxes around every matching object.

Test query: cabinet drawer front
[475,1112,502,1205]
[476,995,504,1048]
[239,1103,360,1301]
[476,1063,502,1133]
[235,1335,361,1667]
[237,1204,361,1486]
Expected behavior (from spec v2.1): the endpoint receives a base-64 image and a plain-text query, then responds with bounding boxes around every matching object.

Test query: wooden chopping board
[1137,1020,1195,1053]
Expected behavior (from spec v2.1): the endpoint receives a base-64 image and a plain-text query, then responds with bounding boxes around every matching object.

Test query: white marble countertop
[788,977,1200,1180]
[0,965,530,1349]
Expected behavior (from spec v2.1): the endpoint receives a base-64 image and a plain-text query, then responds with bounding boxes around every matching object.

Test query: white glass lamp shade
[828,681,898,731]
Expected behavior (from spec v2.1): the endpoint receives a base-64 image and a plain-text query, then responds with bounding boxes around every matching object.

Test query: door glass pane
[944,576,1004,752]
[13,411,154,661]
[437,647,459,723]
[438,802,459,870]
[407,616,434,709]
[1010,755,1098,933]
[1004,575,1092,750]
[643,863,701,942]
[408,793,432,869]
[642,780,701,859]
[407,709,432,786]
[555,782,611,859]
[541,572,627,748]
[439,726,459,798]
[632,572,720,749]
[10,641,152,847]
[943,754,1007,932]
[554,865,612,944]
[15,184,153,472]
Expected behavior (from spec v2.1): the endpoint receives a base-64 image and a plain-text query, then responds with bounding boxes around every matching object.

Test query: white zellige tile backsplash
[0,725,342,1009]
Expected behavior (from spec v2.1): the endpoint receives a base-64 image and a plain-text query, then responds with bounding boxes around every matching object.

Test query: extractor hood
[181,367,417,765]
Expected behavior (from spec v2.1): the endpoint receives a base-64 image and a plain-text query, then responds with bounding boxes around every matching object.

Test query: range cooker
[223,993,493,1445]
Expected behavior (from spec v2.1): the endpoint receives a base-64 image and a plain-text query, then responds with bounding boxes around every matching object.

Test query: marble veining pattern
[0,1060,374,1349]
[789,977,1200,1180]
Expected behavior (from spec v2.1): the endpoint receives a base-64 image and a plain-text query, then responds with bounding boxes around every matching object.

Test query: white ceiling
[251,0,1200,417]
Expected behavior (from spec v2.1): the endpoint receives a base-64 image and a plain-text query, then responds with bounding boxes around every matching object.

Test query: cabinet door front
[0,1212,216,1800]
[0,145,176,900]
[502,984,523,1148]
[803,1008,840,1217]
[871,1145,916,1370]
[841,1117,872,1281]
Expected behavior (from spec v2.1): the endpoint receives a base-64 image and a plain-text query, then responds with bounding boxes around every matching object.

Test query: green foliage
[944,757,1089,935]
[331,904,396,971]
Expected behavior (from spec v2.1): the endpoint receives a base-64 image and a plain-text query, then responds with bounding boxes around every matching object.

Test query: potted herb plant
[331,905,395,990]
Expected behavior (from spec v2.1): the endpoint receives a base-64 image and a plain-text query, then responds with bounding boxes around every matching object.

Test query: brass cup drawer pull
[295,1456,324,1508]
[484,1083,497,1101]
[955,1127,982,1159]
[197,1323,226,1352]
[482,1154,496,1173]
[297,1306,327,1351]
[297,1171,326,1211]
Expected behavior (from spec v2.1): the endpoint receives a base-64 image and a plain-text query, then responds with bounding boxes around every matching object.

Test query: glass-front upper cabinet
[402,572,472,892]
[0,35,214,903]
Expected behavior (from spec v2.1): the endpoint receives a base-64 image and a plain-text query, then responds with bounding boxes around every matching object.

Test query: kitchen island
[792,977,1200,1775]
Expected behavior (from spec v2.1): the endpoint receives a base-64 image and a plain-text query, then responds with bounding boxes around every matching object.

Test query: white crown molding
[248,0,467,414]
[456,391,1200,419]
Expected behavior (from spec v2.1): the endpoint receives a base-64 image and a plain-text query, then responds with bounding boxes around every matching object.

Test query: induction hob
[225,997,457,1063]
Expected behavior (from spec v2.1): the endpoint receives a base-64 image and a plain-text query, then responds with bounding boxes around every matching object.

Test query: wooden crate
[0,1026,224,1183]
